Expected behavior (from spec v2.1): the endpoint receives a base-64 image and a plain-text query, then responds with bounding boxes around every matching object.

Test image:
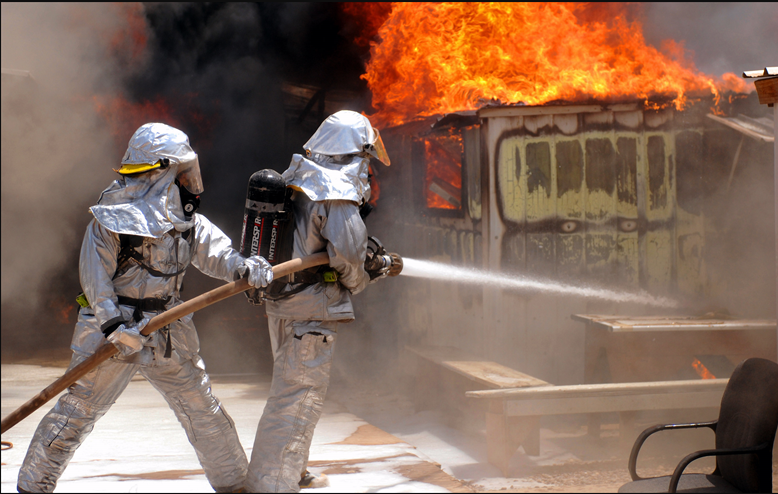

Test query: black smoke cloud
[1,3,371,365]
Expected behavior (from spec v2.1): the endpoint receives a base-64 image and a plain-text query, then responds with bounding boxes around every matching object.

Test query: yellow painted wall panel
[497,136,525,225]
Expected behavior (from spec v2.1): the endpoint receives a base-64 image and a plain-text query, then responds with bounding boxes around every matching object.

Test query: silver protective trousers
[245,318,337,493]
[17,352,247,493]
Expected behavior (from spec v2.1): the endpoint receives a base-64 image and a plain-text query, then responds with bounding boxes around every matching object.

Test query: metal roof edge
[742,67,778,78]
[706,113,774,143]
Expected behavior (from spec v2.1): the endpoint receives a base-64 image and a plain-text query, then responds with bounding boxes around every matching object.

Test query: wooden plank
[406,345,550,389]
[754,77,778,105]
[555,137,587,385]
[478,105,603,118]
[615,135,639,286]
[706,114,774,143]
[502,389,724,416]
[485,117,526,367]
[466,378,727,399]
[583,132,618,288]
[486,411,513,475]
[525,137,557,382]
[571,314,777,332]
[642,132,675,292]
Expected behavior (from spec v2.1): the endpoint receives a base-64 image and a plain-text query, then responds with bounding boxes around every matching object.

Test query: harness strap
[117,295,170,322]
[115,295,174,358]
[289,270,325,284]
[261,266,338,301]
[114,230,192,280]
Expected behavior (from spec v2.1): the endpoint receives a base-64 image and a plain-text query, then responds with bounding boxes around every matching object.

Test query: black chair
[619,357,778,493]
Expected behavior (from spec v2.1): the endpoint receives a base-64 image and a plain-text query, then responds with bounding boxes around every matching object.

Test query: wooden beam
[706,114,774,143]
[754,76,778,105]
[406,345,551,389]
[501,389,724,416]
[466,378,728,399]
[478,104,603,118]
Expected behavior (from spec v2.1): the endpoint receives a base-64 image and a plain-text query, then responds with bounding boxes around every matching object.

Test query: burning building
[371,97,775,387]
[354,3,776,388]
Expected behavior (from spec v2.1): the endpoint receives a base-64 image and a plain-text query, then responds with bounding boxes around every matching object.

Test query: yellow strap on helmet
[114,162,162,175]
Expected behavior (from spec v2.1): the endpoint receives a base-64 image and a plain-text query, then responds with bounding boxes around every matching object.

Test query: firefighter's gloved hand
[240,255,274,288]
[365,253,392,283]
[107,318,150,357]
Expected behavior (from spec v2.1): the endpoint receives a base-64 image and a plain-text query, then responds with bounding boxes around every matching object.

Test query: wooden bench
[466,378,729,475]
[406,345,551,467]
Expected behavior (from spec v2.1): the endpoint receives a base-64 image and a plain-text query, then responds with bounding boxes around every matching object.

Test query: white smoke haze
[1,3,136,311]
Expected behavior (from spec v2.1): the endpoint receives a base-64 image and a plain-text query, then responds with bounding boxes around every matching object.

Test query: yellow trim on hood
[114,162,161,175]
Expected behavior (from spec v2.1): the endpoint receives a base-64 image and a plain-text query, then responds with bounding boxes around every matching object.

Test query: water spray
[399,258,679,308]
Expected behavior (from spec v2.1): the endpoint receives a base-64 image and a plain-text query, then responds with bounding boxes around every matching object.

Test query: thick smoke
[1,3,372,365]
[2,3,132,354]
[642,3,778,75]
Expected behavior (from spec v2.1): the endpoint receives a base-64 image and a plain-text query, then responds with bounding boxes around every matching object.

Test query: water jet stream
[399,258,679,308]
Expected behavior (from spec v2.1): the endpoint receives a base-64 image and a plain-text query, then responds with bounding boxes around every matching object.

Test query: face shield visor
[175,156,204,194]
[366,128,391,167]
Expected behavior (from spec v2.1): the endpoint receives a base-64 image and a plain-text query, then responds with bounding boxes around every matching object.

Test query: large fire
[358,3,750,127]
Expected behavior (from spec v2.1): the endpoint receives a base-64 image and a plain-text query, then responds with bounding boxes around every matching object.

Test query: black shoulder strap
[114,230,191,280]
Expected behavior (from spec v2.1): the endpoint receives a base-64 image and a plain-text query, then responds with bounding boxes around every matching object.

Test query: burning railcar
[368,96,775,386]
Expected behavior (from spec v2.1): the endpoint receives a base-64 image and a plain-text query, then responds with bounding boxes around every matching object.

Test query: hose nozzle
[388,253,403,276]
[365,236,403,281]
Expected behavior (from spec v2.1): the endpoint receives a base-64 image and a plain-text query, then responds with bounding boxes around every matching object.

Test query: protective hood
[303,110,390,166]
[121,122,197,164]
[89,123,200,237]
[90,161,194,238]
[118,122,204,194]
[282,153,371,204]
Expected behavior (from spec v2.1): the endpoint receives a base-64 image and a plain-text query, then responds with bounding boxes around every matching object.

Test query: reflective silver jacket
[72,213,245,363]
[266,155,371,322]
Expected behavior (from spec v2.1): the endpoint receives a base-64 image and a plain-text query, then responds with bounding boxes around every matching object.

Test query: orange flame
[424,133,463,209]
[692,358,716,380]
[361,3,749,128]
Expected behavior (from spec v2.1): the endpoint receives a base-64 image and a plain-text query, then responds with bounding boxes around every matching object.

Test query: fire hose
[0,252,329,436]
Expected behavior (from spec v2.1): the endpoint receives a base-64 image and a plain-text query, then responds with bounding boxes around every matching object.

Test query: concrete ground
[2,356,777,493]
[1,359,468,493]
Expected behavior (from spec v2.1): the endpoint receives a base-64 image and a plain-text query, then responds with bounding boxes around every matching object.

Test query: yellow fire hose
[0,252,329,436]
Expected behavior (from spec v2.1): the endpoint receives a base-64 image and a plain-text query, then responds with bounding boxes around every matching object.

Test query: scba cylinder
[239,169,292,265]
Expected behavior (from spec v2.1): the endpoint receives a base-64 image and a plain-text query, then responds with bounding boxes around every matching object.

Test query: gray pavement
[1,363,469,493]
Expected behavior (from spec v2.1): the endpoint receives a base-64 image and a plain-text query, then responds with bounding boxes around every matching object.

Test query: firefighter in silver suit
[17,123,273,493]
[245,111,391,492]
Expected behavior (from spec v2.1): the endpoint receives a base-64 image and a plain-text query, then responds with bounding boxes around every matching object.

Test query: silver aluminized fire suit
[245,110,389,493]
[18,123,270,493]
